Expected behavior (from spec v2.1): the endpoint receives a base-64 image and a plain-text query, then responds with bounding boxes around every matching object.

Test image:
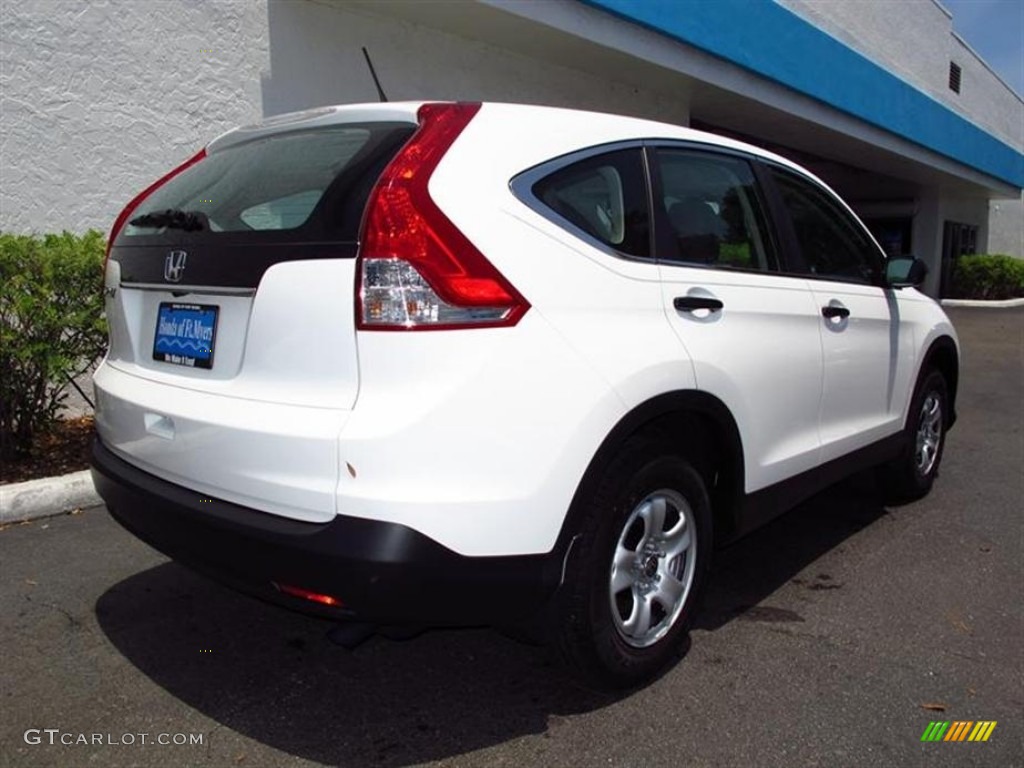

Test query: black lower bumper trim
[90,438,559,625]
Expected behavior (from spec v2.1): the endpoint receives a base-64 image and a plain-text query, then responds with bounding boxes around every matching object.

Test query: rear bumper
[90,437,560,625]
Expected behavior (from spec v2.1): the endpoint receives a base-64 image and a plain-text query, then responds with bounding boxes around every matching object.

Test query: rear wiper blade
[129,209,207,231]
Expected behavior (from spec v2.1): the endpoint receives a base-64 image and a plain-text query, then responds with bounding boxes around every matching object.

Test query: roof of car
[207,100,816,188]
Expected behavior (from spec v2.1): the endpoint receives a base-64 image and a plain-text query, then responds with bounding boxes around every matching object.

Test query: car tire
[552,441,712,690]
[879,368,949,503]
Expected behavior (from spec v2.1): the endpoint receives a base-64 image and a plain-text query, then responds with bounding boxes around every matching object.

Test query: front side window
[770,168,883,284]
[532,149,651,258]
[653,149,776,271]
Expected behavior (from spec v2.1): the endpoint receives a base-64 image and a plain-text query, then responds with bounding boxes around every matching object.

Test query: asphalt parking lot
[1,306,1021,768]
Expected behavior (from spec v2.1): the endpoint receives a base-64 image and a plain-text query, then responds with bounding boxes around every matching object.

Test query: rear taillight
[356,102,529,330]
[103,147,207,274]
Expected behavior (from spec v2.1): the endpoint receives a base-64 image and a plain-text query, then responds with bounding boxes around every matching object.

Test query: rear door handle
[674,296,724,313]
[821,305,850,319]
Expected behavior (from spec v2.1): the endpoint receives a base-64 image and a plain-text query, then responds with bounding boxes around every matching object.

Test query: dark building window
[940,220,979,297]
[949,62,962,93]
[865,217,913,258]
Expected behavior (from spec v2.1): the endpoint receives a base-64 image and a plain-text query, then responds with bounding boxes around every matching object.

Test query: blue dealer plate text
[153,303,218,369]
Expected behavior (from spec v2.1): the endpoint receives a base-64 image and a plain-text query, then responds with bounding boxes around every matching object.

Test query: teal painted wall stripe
[580,0,1023,188]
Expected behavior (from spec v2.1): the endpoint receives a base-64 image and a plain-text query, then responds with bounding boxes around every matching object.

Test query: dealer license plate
[153,303,218,369]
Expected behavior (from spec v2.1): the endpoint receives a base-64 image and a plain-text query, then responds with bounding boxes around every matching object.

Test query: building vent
[949,62,962,93]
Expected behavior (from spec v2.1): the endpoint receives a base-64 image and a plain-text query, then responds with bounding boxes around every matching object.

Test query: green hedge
[949,253,1024,301]
[0,231,107,461]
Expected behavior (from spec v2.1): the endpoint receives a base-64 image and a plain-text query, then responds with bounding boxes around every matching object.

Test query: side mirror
[886,256,927,288]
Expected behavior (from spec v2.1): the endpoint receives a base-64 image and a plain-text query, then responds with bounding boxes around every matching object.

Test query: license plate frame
[153,303,219,369]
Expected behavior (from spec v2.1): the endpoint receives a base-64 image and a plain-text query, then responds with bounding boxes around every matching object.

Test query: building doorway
[940,221,979,297]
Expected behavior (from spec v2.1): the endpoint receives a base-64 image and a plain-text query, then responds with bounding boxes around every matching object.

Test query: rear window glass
[238,190,323,230]
[120,122,414,242]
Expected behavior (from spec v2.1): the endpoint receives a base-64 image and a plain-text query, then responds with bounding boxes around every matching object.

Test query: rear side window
[120,122,415,242]
[532,149,651,258]
[769,167,883,284]
[654,149,776,271]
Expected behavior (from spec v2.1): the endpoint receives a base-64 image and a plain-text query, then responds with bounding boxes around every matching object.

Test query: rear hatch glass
[111,121,415,288]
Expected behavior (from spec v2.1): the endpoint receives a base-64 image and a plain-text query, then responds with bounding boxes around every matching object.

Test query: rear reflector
[357,102,529,330]
[274,582,344,607]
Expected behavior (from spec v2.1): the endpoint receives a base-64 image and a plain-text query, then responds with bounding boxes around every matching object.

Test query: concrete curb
[941,298,1024,308]
[0,470,101,524]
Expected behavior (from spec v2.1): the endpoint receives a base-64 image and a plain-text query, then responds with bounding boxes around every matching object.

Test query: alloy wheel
[608,489,696,648]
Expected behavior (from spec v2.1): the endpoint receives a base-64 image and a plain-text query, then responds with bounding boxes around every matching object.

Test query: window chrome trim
[119,282,256,297]
[641,137,767,163]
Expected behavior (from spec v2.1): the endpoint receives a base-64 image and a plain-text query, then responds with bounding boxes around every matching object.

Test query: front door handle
[674,296,724,313]
[821,305,850,319]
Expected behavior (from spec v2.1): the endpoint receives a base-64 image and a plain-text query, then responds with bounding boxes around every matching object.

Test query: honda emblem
[164,251,187,282]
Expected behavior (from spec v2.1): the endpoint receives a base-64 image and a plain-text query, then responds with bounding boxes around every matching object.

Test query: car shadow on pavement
[94,473,888,766]
[696,471,890,630]
[95,563,616,766]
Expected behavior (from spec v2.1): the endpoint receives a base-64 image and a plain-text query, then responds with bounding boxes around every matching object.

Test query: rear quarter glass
[109,122,415,287]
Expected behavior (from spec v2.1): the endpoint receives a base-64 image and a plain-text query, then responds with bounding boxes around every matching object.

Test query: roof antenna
[362,47,388,103]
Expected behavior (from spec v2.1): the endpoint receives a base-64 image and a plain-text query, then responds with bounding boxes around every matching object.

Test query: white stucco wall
[260,1,689,126]
[988,196,1024,256]
[0,0,269,235]
[948,34,1024,154]
[1,0,690,236]
[1,0,1017,264]
[780,0,1022,151]
[779,0,954,105]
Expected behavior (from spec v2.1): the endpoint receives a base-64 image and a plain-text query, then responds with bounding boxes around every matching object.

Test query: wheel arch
[557,390,746,554]
[918,335,959,429]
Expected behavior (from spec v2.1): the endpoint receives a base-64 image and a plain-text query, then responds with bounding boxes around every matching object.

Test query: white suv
[91,102,959,689]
